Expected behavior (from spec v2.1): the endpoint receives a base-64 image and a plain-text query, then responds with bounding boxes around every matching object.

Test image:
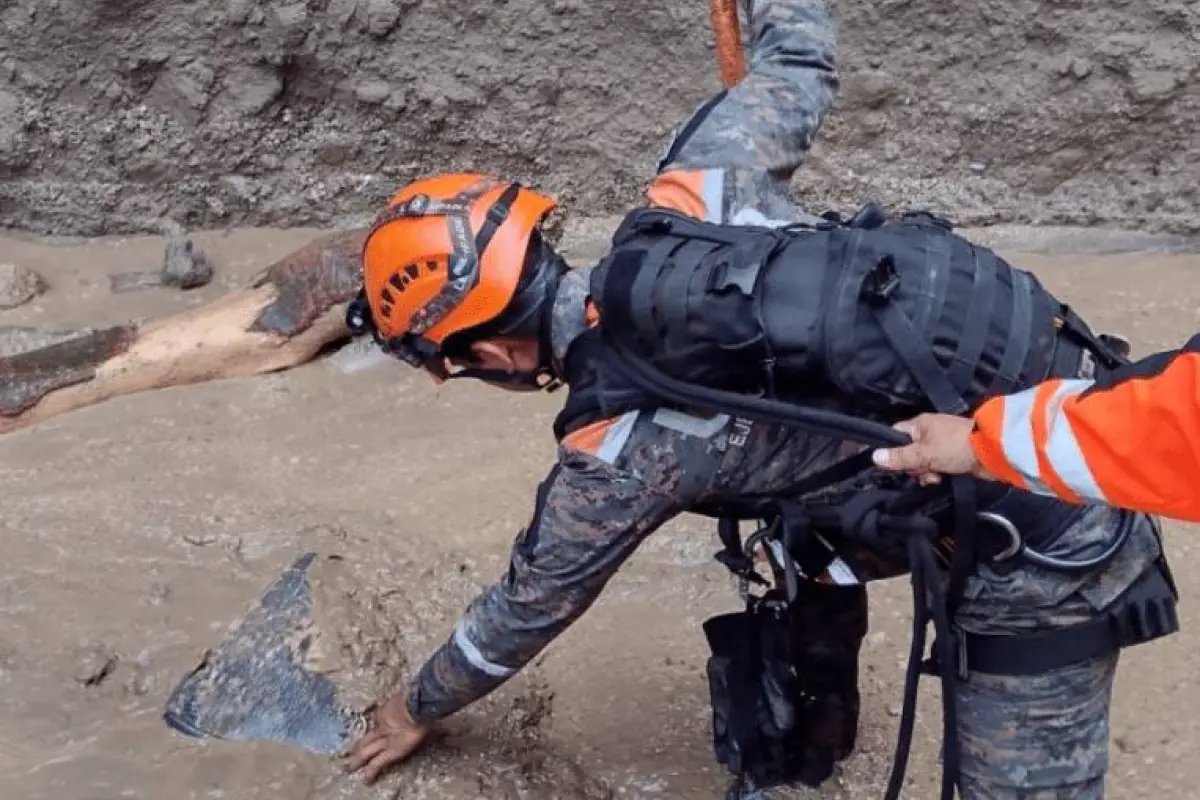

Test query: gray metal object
[163,552,368,755]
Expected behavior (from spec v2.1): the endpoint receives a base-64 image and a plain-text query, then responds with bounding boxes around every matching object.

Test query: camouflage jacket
[405,0,849,724]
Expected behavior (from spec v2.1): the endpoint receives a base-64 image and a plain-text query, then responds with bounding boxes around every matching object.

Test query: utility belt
[948,555,1178,679]
[703,492,1179,800]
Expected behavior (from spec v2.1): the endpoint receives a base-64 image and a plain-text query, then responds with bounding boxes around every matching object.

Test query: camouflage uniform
[404,2,1166,796]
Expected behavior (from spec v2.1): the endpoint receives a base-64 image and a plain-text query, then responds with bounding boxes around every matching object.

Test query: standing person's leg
[956,654,1115,799]
[953,501,1173,798]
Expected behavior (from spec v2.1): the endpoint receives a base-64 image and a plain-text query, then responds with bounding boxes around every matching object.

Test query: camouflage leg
[960,778,1105,800]
[948,504,1163,797]
[956,652,1117,797]
[964,777,1104,800]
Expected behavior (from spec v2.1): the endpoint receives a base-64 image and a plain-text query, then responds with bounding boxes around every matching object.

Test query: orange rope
[710,0,746,87]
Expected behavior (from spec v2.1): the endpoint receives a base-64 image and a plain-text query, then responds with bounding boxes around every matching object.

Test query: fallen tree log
[0,229,366,435]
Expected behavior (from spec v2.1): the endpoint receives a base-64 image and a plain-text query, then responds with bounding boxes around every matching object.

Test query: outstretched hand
[343,694,430,785]
[871,413,993,484]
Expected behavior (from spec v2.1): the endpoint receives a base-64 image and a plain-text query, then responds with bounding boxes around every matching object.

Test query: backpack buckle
[864,255,901,304]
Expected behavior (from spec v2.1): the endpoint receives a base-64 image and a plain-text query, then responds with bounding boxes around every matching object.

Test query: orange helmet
[348,172,558,377]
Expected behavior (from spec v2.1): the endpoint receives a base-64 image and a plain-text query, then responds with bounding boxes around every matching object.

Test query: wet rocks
[159,219,213,289]
[219,65,283,117]
[364,0,406,37]
[1,0,1198,236]
[0,264,47,310]
[110,219,213,293]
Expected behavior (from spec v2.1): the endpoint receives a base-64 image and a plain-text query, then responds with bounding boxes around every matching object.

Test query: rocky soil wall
[0,0,1196,236]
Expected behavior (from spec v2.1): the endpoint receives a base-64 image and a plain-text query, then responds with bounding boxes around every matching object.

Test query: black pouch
[703,582,868,794]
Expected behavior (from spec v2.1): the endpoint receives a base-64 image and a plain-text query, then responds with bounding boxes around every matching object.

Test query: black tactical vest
[553,204,1119,442]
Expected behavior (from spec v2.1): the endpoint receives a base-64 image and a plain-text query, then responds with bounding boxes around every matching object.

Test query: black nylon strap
[1059,304,1127,370]
[472,183,522,256]
[963,618,1119,676]
[629,237,683,346]
[866,258,970,415]
[991,268,1034,392]
[948,246,997,395]
[883,533,936,800]
[912,228,953,342]
[945,474,978,617]
[661,239,717,341]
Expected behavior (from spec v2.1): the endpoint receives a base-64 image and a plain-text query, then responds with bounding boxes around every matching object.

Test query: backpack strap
[862,252,970,415]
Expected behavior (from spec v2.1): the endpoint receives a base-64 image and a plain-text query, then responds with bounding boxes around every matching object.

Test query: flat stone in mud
[0,263,46,309]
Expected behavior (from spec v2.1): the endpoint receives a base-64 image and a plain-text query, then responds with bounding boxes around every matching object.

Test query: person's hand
[871,413,993,484]
[343,693,430,785]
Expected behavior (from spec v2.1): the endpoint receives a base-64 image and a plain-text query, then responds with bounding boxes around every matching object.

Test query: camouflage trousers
[955,654,1115,799]
[943,500,1164,798]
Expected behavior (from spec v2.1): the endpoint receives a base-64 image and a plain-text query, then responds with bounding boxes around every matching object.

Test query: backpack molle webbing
[591,206,1117,420]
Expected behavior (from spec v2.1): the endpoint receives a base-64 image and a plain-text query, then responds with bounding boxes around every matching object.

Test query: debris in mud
[109,218,213,293]
[162,551,404,755]
[73,643,119,687]
[162,550,612,799]
[0,324,139,418]
[0,263,46,309]
[159,218,214,289]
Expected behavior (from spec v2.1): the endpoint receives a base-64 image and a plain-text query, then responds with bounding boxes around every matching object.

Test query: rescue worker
[341,1,1178,797]
[872,334,1200,523]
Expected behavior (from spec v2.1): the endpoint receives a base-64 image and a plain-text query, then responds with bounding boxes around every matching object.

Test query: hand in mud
[344,694,430,784]
[870,413,995,484]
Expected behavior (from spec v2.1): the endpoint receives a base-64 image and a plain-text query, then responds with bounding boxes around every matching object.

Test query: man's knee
[956,654,1117,797]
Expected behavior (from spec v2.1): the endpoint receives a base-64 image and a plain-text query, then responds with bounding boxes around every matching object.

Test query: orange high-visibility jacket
[970,334,1200,522]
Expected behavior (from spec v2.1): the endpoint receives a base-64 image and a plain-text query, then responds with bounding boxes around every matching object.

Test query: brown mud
[2,221,1200,799]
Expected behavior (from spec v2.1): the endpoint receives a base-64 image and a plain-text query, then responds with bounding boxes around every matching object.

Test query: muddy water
[2,225,1200,799]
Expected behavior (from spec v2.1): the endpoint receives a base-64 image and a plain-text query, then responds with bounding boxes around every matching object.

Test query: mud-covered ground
[2,222,1200,799]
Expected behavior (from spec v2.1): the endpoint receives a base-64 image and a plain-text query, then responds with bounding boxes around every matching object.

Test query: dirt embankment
[1,0,1197,237]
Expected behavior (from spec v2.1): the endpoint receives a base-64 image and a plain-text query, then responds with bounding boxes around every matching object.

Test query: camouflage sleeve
[403,445,688,724]
[646,0,839,224]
